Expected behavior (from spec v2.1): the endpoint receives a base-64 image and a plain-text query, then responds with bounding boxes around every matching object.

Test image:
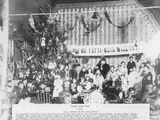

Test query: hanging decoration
[47,6,57,24]
[104,10,135,28]
[120,22,127,43]
[80,11,102,35]
[104,10,135,43]
[28,15,37,32]
[64,14,79,32]
[47,3,78,33]
[47,13,55,24]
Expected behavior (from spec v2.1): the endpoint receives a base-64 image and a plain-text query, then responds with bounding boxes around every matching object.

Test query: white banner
[67,43,143,56]
[12,104,150,120]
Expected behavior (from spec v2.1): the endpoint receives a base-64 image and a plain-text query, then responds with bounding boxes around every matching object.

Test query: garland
[12,9,136,49]
[104,11,135,28]
[64,15,79,32]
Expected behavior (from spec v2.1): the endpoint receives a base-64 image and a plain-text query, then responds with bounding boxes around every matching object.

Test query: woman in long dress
[93,69,104,90]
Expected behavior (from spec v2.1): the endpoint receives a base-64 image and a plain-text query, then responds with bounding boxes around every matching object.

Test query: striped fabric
[54,0,160,66]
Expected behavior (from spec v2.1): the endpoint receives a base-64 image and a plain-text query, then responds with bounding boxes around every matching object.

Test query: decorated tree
[10,5,75,75]
[8,3,80,104]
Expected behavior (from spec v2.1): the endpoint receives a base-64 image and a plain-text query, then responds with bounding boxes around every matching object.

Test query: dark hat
[129,55,134,59]
[101,57,106,61]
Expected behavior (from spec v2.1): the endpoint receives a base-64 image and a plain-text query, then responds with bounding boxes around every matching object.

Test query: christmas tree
[9,4,78,103]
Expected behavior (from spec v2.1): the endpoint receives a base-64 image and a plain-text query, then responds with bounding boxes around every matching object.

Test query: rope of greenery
[104,10,135,29]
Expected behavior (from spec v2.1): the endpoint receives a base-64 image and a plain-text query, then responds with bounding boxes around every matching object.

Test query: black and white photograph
[1,0,160,120]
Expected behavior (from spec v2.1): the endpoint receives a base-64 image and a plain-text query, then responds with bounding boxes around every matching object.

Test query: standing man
[155,55,160,75]
[127,56,136,74]
[97,57,110,79]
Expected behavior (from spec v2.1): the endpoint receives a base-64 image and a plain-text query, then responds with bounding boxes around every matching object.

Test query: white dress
[93,75,104,89]
[52,79,63,97]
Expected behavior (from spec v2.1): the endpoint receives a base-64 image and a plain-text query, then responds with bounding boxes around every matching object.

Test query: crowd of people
[8,54,160,106]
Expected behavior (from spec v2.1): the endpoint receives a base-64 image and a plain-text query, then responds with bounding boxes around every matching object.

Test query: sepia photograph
[1,0,160,120]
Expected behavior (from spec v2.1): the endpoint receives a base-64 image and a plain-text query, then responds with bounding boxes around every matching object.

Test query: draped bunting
[28,15,37,32]
[64,15,79,32]
[79,11,134,35]
[28,10,135,36]
[104,11,135,29]
[13,9,136,47]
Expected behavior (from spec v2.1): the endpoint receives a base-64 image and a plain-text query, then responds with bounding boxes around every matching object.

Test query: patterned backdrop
[51,0,160,66]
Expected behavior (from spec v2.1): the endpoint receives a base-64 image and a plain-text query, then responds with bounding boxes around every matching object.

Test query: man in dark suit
[155,56,160,75]
[127,56,136,74]
[97,57,110,79]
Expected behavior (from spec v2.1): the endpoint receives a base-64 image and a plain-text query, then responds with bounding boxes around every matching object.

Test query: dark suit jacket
[127,61,136,74]
[97,63,110,79]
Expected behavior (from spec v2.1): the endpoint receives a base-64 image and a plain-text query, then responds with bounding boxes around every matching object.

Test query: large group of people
[8,54,160,106]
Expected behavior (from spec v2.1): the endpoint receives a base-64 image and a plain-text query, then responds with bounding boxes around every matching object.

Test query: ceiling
[9,0,160,25]
[9,0,160,14]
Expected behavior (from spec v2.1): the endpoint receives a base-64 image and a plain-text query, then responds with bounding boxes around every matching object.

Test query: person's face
[130,57,133,62]
[60,64,65,70]
[82,68,86,72]
[157,89,160,95]
[96,70,101,75]
[118,65,121,69]
[27,83,32,88]
[111,67,114,72]
[115,68,119,72]
[129,68,133,73]
[121,75,125,79]
[73,79,76,83]
[88,68,92,73]
[157,76,160,84]
[85,82,92,90]
[81,78,85,82]
[65,65,69,70]
[19,83,24,89]
[77,86,83,93]
[26,69,30,76]
[86,76,90,81]
[147,85,153,93]
[23,80,27,85]
[143,67,149,73]
[19,72,23,78]
[64,81,70,88]
[132,67,136,72]
[141,64,145,68]
[121,62,125,67]
[101,60,105,65]
[129,90,135,96]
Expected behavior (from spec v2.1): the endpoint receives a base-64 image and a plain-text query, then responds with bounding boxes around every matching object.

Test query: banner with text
[67,43,143,56]
[12,104,150,120]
